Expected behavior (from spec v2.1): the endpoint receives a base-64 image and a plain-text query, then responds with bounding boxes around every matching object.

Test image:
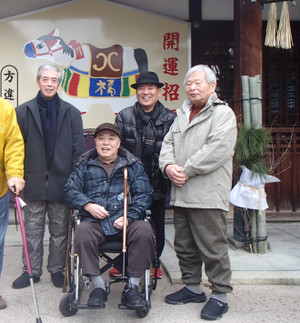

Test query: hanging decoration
[264,3,278,47]
[276,1,294,49]
[262,1,294,49]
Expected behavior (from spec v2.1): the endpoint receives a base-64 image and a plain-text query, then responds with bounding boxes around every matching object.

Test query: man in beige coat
[159,65,237,321]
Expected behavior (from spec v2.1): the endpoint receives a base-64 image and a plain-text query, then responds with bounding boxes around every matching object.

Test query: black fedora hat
[131,71,164,89]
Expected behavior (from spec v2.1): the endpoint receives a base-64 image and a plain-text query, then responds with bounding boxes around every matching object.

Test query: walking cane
[14,193,43,323]
[121,167,128,279]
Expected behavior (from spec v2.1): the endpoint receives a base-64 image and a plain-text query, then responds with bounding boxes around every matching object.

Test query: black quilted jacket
[115,101,176,200]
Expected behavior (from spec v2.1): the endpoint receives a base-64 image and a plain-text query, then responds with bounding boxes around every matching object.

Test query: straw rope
[265,3,277,47]
[276,2,294,49]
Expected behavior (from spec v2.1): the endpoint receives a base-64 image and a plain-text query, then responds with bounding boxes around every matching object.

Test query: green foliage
[235,124,271,175]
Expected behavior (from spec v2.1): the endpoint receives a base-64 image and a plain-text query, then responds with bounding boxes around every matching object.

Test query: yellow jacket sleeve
[0,98,24,198]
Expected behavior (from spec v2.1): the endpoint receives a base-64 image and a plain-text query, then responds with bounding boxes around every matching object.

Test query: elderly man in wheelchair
[63,123,155,313]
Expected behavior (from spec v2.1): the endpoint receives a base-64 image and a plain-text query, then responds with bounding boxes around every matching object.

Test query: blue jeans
[0,192,9,275]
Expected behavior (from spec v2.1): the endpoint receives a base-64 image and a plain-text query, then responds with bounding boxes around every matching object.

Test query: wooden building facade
[190,0,300,216]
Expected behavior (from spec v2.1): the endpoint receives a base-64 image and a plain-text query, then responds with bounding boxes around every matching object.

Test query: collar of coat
[182,92,227,115]
[76,146,141,168]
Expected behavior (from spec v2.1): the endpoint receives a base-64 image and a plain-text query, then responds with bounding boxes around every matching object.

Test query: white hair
[36,64,62,84]
[183,64,217,85]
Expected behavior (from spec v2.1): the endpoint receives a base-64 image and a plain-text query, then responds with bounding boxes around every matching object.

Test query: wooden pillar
[189,0,203,66]
[234,1,269,253]
[234,0,262,123]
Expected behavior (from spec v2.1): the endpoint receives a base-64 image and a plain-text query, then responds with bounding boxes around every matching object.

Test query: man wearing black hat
[115,72,176,279]
[64,123,155,309]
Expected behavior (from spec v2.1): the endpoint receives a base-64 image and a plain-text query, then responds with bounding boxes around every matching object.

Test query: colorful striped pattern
[62,68,139,98]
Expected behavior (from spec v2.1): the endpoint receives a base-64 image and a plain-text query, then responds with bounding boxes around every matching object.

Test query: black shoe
[121,285,146,309]
[12,272,40,289]
[201,298,228,320]
[51,272,64,288]
[88,288,107,308]
[165,287,206,305]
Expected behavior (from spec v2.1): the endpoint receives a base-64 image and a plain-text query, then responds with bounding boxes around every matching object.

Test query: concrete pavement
[162,219,300,286]
[1,209,300,322]
[7,207,300,285]
[6,218,300,285]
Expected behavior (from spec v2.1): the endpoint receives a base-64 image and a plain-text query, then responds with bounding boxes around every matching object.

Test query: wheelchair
[59,211,158,319]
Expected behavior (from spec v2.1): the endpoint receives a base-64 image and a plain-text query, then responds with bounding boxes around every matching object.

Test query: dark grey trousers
[173,207,233,294]
[75,220,155,278]
[23,200,70,276]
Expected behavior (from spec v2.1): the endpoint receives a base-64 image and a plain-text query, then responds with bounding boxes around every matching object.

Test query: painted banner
[0,0,190,127]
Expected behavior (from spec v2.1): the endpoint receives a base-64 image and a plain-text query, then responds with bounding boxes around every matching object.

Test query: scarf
[37,91,59,166]
[134,102,161,155]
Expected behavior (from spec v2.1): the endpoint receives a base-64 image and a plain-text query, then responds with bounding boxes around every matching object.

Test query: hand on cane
[114,216,128,230]
[7,177,25,195]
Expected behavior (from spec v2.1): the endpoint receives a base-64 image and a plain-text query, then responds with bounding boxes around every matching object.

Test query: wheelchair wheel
[136,307,150,318]
[59,291,78,317]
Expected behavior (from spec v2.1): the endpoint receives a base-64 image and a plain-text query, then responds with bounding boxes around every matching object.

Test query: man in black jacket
[115,72,175,279]
[13,64,85,289]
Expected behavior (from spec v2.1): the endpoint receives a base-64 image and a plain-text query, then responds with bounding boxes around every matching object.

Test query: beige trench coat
[159,93,237,211]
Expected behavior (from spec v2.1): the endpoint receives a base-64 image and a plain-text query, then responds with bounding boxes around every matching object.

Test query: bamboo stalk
[249,77,260,129]
[241,75,251,129]
[255,75,262,128]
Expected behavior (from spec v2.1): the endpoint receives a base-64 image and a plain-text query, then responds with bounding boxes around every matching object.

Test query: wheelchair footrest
[118,301,151,311]
[118,304,132,310]
[77,304,105,310]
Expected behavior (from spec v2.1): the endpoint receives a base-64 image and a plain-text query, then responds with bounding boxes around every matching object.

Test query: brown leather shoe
[0,296,7,309]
